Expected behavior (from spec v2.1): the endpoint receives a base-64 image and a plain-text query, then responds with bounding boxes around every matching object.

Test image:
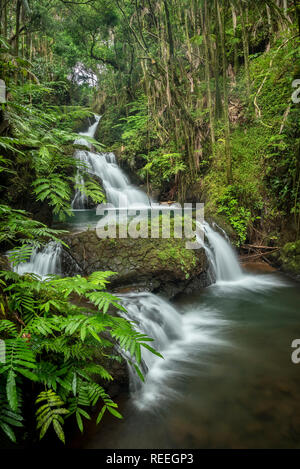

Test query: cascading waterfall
[119,293,182,391]
[203,222,243,282]
[70,117,244,282]
[14,242,61,279]
[71,116,151,209]
[118,292,230,409]
[11,116,277,417]
[11,116,246,290]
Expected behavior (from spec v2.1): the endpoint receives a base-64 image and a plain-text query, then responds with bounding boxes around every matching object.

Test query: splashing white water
[203,222,243,282]
[14,242,61,279]
[118,292,231,409]
[71,116,151,209]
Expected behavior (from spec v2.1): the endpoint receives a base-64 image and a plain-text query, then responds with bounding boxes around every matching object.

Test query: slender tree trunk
[238,1,251,99]
[231,1,238,77]
[214,0,222,119]
[217,0,232,183]
[201,0,215,149]
[266,4,274,42]
[3,0,7,39]
[15,0,22,56]
[0,0,2,36]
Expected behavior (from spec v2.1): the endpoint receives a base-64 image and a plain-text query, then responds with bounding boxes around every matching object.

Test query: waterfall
[74,115,101,149]
[14,242,61,279]
[70,117,245,282]
[203,222,243,282]
[71,116,151,209]
[12,116,244,282]
[118,292,229,409]
[118,292,183,404]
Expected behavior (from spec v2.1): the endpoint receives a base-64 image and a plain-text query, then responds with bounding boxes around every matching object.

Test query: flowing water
[68,118,300,450]
[76,271,300,450]
[13,118,300,448]
[14,242,61,279]
[71,116,151,209]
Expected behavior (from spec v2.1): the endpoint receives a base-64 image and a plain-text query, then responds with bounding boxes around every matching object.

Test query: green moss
[280,240,300,275]
[203,32,299,245]
[157,241,197,276]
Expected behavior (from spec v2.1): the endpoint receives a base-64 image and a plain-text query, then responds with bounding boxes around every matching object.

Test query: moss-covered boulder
[280,241,300,278]
[61,230,209,298]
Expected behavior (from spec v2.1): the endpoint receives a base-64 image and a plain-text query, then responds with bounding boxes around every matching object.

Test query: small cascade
[74,115,101,149]
[118,291,230,409]
[14,242,61,279]
[193,221,243,283]
[118,293,183,403]
[203,222,243,282]
[71,116,151,209]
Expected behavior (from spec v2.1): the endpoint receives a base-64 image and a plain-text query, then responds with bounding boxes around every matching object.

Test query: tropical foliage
[0,0,299,447]
[0,269,159,444]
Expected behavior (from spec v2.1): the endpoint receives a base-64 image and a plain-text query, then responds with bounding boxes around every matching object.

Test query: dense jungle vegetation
[0,0,299,447]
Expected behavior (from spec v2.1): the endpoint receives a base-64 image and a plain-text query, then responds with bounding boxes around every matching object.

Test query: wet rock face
[60,248,83,277]
[61,230,210,298]
[280,240,300,279]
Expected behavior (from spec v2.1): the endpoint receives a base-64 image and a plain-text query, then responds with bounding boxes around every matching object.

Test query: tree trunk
[201,0,215,149]
[238,1,251,99]
[217,0,232,183]
[15,0,22,56]
[3,0,7,39]
[214,0,222,119]
[231,1,239,77]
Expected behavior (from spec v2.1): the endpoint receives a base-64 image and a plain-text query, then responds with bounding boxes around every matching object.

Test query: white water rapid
[203,222,243,282]
[14,242,61,279]
[71,116,151,209]
[118,291,232,409]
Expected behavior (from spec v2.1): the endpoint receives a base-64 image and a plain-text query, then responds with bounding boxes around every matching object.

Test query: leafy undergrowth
[0,270,161,445]
[203,32,300,245]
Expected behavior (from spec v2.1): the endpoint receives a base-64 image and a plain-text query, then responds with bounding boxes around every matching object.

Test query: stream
[76,273,300,449]
[15,117,300,449]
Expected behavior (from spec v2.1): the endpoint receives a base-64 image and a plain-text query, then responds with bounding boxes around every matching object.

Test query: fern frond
[35,390,69,443]
[0,320,18,338]
[0,383,23,443]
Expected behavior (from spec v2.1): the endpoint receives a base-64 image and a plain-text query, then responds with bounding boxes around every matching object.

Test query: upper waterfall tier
[71,116,151,209]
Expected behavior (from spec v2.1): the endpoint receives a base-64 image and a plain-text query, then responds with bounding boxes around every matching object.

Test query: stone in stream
[61,229,210,298]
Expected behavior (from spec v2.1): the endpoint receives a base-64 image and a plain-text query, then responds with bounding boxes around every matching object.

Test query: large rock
[280,240,300,279]
[61,230,210,298]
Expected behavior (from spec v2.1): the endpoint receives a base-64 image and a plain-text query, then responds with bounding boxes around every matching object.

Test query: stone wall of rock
[279,240,300,279]
[61,230,210,298]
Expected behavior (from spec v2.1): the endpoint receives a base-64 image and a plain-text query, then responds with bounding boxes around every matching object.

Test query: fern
[0,339,37,412]
[0,384,23,443]
[0,320,18,338]
[0,204,68,266]
[74,179,105,205]
[0,270,160,444]
[35,390,69,443]
[32,176,72,221]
